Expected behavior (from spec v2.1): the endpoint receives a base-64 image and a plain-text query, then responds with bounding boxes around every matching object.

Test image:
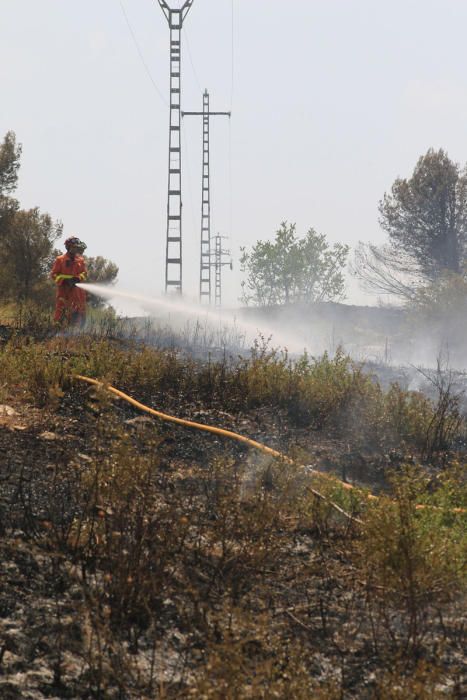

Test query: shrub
[356,467,466,653]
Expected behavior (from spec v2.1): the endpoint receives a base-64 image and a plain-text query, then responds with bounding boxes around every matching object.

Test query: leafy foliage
[357,467,466,652]
[0,130,21,198]
[0,132,21,246]
[355,148,467,299]
[84,255,119,308]
[0,208,62,301]
[240,222,349,306]
[379,149,467,278]
[0,131,118,309]
[411,270,467,316]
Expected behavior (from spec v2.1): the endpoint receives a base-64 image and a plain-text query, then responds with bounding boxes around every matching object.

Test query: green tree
[84,255,119,308]
[355,149,467,299]
[240,222,349,306]
[0,132,21,238]
[0,208,62,301]
[0,131,119,310]
[0,131,21,198]
[379,149,467,277]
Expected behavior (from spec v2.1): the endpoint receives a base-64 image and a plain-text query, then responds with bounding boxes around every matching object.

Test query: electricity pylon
[182,90,230,302]
[157,0,194,294]
[211,233,232,307]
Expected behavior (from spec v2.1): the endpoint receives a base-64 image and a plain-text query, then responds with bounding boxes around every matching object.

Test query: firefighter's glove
[72,277,81,285]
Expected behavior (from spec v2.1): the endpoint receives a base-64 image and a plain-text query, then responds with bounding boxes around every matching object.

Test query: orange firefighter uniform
[51,251,87,325]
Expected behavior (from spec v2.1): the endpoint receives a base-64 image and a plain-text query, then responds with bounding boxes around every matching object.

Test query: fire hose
[74,375,466,518]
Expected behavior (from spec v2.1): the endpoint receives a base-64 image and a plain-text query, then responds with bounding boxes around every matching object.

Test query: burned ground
[0,334,466,698]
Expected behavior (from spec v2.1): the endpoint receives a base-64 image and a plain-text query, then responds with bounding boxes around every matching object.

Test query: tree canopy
[355,149,467,300]
[240,222,349,306]
[0,131,118,307]
[379,148,467,278]
[0,131,21,199]
[0,208,62,300]
[0,132,61,302]
[84,256,119,308]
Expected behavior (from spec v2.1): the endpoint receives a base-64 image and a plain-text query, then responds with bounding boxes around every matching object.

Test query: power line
[226,0,234,251]
[118,0,168,107]
[183,26,203,94]
[230,0,235,111]
[181,119,198,253]
[228,117,233,245]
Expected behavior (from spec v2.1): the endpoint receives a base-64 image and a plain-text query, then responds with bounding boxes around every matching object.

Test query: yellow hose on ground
[74,375,466,515]
[74,374,294,463]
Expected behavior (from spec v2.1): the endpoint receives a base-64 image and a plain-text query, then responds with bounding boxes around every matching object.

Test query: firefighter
[51,237,88,326]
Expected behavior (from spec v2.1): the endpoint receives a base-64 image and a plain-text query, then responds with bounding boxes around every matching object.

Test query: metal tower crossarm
[158,0,194,22]
[182,90,231,302]
[157,0,194,293]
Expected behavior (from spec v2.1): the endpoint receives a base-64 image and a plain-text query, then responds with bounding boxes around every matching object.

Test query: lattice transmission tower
[182,90,230,302]
[211,233,232,307]
[157,0,194,293]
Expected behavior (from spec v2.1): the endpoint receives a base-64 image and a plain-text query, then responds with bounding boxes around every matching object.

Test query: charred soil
[0,332,465,698]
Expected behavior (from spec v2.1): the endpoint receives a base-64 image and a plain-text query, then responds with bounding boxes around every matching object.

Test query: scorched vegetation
[0,318,465,699]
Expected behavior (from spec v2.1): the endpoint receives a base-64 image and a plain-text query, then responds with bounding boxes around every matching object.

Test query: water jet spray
[78,283,309,353]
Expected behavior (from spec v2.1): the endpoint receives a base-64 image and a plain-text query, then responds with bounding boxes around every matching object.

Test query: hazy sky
[2,0,467,307]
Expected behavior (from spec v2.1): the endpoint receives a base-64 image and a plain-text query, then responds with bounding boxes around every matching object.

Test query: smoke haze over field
[3,1,467,305]
[82,283,467,371]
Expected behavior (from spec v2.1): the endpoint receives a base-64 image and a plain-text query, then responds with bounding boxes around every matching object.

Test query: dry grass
[0,321,465,698]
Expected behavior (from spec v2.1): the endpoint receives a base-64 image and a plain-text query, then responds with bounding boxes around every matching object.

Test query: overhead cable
[181,120,198,243]
[118,0,168,107]
[228,0,235,245]
[230,0,235,111]
[183,26,203,94]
